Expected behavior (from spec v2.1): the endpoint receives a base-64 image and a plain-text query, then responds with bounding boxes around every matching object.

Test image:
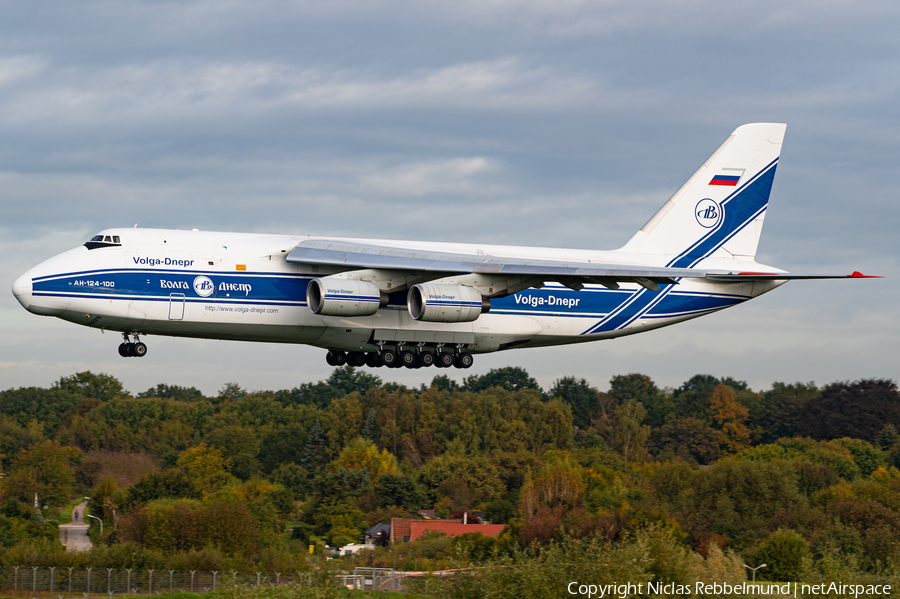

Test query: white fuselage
[12,228,781,354]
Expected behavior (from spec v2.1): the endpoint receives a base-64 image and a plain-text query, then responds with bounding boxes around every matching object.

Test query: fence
[0,567,398,594]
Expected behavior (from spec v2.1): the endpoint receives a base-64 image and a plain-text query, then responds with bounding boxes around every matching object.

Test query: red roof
[407,522,506,542]
[391,518,461,544]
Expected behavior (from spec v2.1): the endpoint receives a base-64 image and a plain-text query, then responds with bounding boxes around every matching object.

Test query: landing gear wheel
[347,352,366,367]
[455,352,474,369]
[400,350,417,368]
[332,351,348,366]
[118,343,128,357]
[417,352,435,367]
[380,349,398,368]
[365,352,382,368]
[437,352,455,368]
[133,342,148,357]
[326,351,337,366]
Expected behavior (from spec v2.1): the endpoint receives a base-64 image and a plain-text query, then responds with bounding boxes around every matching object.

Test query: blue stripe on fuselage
[32,269,312,305]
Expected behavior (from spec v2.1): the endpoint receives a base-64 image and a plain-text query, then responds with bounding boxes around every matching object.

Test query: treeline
[0,369,898,580]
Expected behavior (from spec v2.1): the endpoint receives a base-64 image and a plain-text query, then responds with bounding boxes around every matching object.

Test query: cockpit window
[84,233,123,250]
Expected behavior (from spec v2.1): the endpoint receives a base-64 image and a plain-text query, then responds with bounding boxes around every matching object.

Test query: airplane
[11,123,878,370]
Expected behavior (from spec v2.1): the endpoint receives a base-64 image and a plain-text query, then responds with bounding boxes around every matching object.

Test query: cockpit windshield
[85,234,122,250]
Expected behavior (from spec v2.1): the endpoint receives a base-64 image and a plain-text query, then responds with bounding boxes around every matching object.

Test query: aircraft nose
[12,271,33,310]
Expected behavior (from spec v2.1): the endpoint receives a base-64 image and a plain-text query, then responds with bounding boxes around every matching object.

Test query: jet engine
[408,284,490,323]
[307,278,388,317]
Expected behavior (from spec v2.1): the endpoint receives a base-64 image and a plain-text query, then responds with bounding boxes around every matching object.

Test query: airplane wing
[286,240,880,293]
[286,239,696,291]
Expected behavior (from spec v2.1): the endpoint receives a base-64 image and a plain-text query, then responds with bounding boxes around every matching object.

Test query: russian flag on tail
[709,174,740,186]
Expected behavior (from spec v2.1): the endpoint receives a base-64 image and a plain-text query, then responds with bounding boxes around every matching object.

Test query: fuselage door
[168,293,185,320]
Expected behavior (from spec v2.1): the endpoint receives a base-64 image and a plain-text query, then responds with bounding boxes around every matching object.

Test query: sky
[0,0,898,397]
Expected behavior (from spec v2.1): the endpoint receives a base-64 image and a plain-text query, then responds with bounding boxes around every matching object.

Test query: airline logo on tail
[695,199,721,228]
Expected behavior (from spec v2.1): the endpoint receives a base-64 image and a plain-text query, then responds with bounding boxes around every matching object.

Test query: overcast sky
[1,0,897,396]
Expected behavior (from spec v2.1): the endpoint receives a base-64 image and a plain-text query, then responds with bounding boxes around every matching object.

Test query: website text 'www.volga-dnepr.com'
[205,306,279,314]
[567,581,893,598]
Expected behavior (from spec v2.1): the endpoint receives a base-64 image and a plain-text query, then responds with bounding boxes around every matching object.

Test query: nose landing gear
[118,333,148,358]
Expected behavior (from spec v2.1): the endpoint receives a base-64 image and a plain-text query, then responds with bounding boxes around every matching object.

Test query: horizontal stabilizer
[703,271,882,282]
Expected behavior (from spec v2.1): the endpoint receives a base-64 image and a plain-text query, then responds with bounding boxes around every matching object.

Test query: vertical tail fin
[621,123,786,267]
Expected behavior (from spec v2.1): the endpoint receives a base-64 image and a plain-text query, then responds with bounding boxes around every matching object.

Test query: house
[390,517,506,544]
[364,522,392,547]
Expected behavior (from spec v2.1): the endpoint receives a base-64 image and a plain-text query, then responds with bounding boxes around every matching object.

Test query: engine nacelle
[408,284,490,323]
[307,278,387,317]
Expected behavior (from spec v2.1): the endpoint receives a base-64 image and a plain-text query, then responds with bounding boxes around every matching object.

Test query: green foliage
[54,371,126,401]
[691,458,805,548]
[463,367,541,393]
[7,440,81,506]
[800,378,900,442]
[875,424,899,451]
[829,438,886,476]
[548,377,598,429]
[608,373,673,428]
[3,369,900,580]
[138,384,205,401]
[125,469,201,507]
[754,528,809,581]
[268,462,310,500]
[118,498,263,556]
[649,417,723,464]
[751,382,819,444]
[0,387,82,434]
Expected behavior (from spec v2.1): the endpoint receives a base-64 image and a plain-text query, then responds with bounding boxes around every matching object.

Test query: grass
[56,497,88,524]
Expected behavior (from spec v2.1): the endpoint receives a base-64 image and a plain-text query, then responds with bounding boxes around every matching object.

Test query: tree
[607,399,651,462]
[673,375,748,422]
[362,408,378,441]
[464,367,541,393]
[799,379,900,442]
[303,420,329,476]
[53,372,126,401]
[429,375,460,392]
[750,382,818,445]
[176,443,235,495]
[755,529,809,581]
[0,387,82,434]
[124,469,200,507]
[137,384,204,401]
[649,418,723,465]
[548,377,598,429]
[709,384,751,453]
[205,425,261,480]
[329,437,398,481]
[6,440,81,506]
[376,472,425,510]
[609,373,673,428]
[268,463,310,500]
[216,383,247,402]
[326,367,382,397]
[875,424,899,451]
[517,456,586,517]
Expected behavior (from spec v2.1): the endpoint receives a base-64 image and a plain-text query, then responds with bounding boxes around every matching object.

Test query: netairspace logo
[566,581,893,598]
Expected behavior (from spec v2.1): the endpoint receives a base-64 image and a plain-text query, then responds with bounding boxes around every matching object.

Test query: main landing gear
[118,333,148,358]
[326,345,473,369]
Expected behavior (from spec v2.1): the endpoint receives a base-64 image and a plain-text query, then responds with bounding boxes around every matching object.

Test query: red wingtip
[849,271,882,278]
